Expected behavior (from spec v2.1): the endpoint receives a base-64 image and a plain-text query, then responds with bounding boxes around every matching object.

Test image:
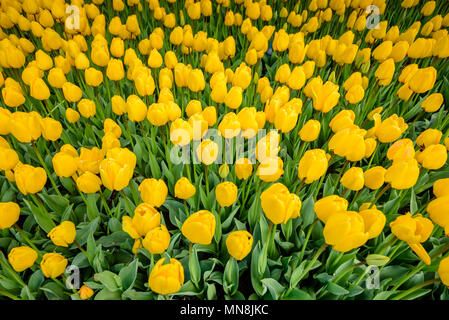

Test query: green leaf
[94,288,122,300]
[86,194,100,221]
[261,278,285,300]
[300,197,315,228]
[23,199,56,233]
[410,187,418,215]
[94,271,123,292]
[119,259,139,291]
[326,282,349,296]
[282,288,313,300]
[189,245,201,287]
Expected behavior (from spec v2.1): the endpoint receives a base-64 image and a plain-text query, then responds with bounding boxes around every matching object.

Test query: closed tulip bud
[416,144,447,170]
[438,257,449,287]
[65,108,80,123]
[62,82,82,103]
[40,253,68,278]
[0,202,20,229]
[408,67,437,93]
[427,196,449,230]
[127,95,147,122]
[77,99,96,118]
[142,224,171,254]
[345,85,364,104]
[219,163,230,179]
[314,195,348,223]
[110,37,124,57]
[232,63,252,89]
[182,210,216,245]
[275,64,291,83]
[0,147,19,171]
[186,100,203,117]
[298,149,328,184]
[311,80,340,113]
[41,118,62,141]
[8,246,38,272]
[2,86,25,107]
[147,103,168,126]
[47,68,66,88]
[299,120,321,142]
[363,166,386,190]
[99,148,136,191]
[323,211,369,252]
[148,257,184,295]
[138,178,168,207]
[30,78,50,100]
[375,58,395,86]
[76,172,102,193]
[359,208,386,239]
[188,69,206,92]
[226,230,253,260]
[215,182,238,207]
[421,93,443,113]
[174,177,196,200]
[10,111,42,143]
[85,67,103,87]
[78,285,94,300]
[341,167,364,191]
[373,41,393,61]
[47,221,76,247]
[148,48,163,68]
[235,158,253,180]
[111,95,128,116]
[106,58,124,81]
[223,86,242,110]
[52,151,78,178]
[260,183,301,224]
[201,106,217,127]
[15,164,47,195]
[385,159,420,190]
[196,139,219,165]
[245,48,258,65]
[122,203,160,239]
[170,119,193,146]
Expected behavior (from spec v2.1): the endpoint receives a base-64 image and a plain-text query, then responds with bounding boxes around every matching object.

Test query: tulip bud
[0,202,20,230]
[181,210,216,245]
[260,183,301,224]
[138,178,168,207]
[78,285,94,299]
[235,158,253,180]
[366,254,390,266]
[298,149,328,184]
[148,257,184,295]
[47,221,76,247]
[142,225,171,254]
[8,246,38,272]
[226,230,253,260]
[174,177,196,200]
[76,172,102,193]
[340,167,364,191]
[40,253,68,278]
[314,195,348,223]
[219,164,230,179]
[215,181,237,207]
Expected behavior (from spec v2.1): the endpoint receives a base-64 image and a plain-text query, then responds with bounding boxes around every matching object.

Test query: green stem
[32,142,63,197]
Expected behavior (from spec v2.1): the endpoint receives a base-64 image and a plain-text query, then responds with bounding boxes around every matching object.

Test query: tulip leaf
[261,278,285,300]
[410,187,418,215]
[326,282,349,296]
[282,288,314,300]
[189,245,201,287]
[94,270,122,292]
[23,199,56,234]
[119,259,139,291]
[300,196,315,228]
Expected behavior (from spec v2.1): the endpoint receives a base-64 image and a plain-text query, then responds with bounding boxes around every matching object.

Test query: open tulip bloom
[0,0,449,303]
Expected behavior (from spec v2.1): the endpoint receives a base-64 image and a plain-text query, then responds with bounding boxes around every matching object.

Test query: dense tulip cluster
[0,0,448,301]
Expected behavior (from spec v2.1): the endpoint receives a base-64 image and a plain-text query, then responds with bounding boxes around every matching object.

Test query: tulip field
[1,0,449,301]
